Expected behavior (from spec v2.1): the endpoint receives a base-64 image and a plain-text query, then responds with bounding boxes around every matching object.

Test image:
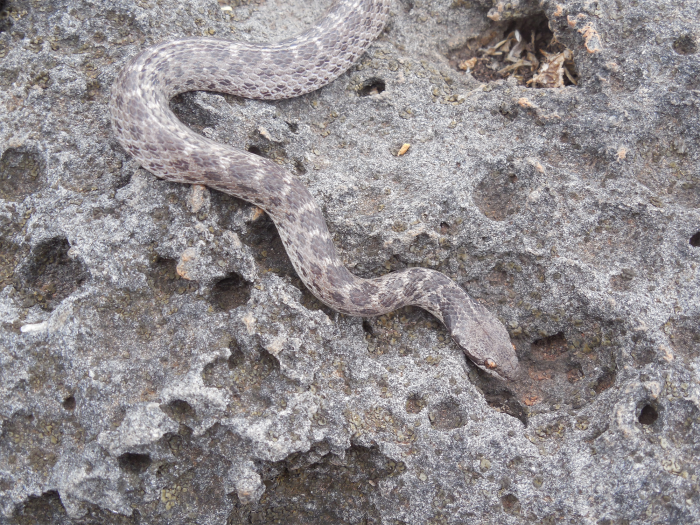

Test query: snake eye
[484,358,497,369]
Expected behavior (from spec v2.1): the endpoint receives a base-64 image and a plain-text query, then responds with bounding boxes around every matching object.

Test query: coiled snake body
[109,0,519,379]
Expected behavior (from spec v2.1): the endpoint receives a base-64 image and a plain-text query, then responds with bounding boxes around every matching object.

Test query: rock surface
[0,0,699,523]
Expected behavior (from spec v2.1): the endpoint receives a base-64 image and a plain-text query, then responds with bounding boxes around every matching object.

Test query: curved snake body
[109,0,519,380]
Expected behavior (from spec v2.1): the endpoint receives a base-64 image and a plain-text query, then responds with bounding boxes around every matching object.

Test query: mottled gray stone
[0,0,698,523]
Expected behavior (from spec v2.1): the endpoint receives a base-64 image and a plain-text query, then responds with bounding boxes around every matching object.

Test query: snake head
[449,302,520,381]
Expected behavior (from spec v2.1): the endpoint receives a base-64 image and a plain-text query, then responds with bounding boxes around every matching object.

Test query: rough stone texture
[0,0,698,523]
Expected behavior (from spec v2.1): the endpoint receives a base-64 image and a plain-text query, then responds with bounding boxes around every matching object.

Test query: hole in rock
[293,158,307,174]
[530,332,568,361]
[638,404,658,425]
[161,399,197,425]
[259,347,281,375]
[148,255,196,297]
[245,209,298,278]
[170,92,219,130]
[286,121,299,133]
[690,232,700,247]
[211,272,250,311]
[62,395,76,410]
[592,369,616,394]
[21,238,88,310]
[298,284,333,314]
[482,387,527,426]
[241,446,402,524]
[247,145,263,156]
[362,320,374,336]
[440,222,450,233]
[673,34,698,55]
[171,399,195,416]
[14,491,67,522]
[447,13,577,88]
[228,339,246,368]
[118,453,152,474]
[244,141,288,163]
[359,78,386,96]
[501,493,521,515]
[566,364,584,383]
[428,397,467,430]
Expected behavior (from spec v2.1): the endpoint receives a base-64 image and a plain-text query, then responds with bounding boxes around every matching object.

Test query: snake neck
[282,260,470,322]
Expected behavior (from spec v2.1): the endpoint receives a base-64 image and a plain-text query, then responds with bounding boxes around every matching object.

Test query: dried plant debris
[449,16,578,88]
[526,47,576,87]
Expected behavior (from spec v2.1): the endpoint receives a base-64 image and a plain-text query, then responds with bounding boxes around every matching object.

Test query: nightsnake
[109,0,519,380]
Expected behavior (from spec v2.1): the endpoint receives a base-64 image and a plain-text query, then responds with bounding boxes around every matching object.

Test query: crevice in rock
[246,145,263,156]
[638,404,659,425]
[244,210,295,274]
[259,347,282,374]
[170,91,220,132]
[62,395,76,410]
[204,342,289,406]
[428,397,468,430]
[293,158,306,174]
[12,490,68,523]
[358,77,386,96]
[592,368,616,394]
[210,272,250,311]
[447,12,578,88]
[530,332,568,361]
[481,384,528,426]
[244,139,289,164]
[501,493,521,515]
[506,323,617,414]
[147,255,197,298]
[230,445,404,524]
[245,132,290,167]
[160,399,197,425]
[228,339,246,368]
[18,237,89,310]
[118,453,152,475]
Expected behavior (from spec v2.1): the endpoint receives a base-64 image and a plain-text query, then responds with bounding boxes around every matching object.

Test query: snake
[109,0,519,380]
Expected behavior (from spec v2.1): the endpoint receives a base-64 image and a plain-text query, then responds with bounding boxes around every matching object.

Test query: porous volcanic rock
[0,0,698,523]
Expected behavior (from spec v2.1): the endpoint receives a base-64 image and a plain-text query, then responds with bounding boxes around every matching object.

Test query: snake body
[109,0,519,380]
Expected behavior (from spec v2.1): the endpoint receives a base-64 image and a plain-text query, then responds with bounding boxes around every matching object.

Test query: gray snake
[109,0,519,380]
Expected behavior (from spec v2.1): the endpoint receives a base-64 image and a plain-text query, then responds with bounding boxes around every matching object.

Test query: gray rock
[0,0,699,523]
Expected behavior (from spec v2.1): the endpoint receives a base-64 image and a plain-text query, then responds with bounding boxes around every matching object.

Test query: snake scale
[109,0,519,380]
